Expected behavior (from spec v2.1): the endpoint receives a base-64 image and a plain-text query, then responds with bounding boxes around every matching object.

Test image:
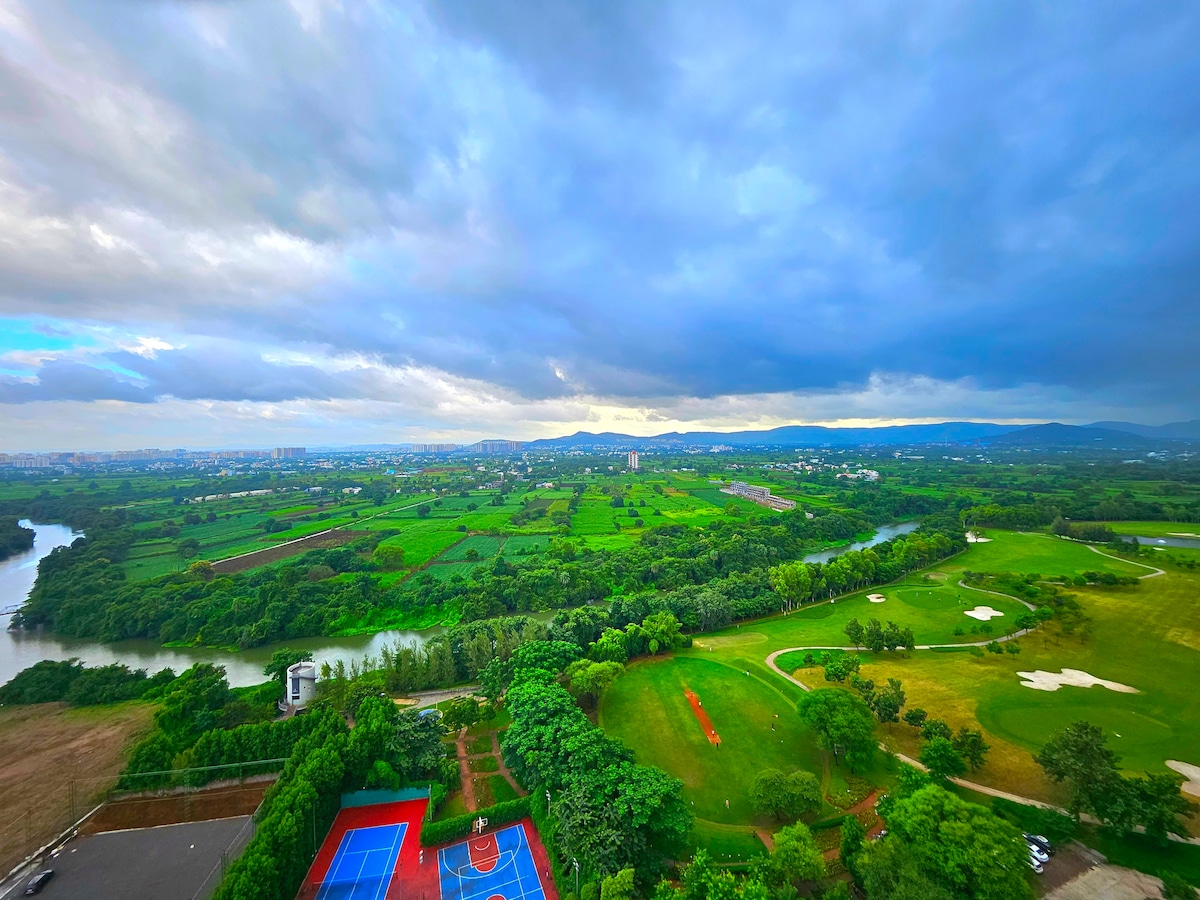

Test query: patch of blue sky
[0,317,93,354]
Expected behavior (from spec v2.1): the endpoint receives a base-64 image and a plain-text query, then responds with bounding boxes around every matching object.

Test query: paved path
[957,579,1037,611]
[1087,544,1165,578]
[763,660,1200,847]
[764,626,1034,689]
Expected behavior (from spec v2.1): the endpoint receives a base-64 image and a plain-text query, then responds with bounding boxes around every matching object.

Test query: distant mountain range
[524,420,1200,450]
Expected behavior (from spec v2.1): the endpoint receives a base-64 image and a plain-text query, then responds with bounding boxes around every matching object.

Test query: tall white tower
[628,450,639,471]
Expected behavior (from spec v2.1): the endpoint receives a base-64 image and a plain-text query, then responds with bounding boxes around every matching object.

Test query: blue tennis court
[316,822,408,900]
[438,824,547,900]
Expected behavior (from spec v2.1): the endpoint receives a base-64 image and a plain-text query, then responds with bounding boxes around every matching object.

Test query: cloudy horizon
[2,1,1198,452]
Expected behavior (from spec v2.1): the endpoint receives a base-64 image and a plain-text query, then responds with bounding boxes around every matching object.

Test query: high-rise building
[475,440,523,454]
[628,450,639,471]
[271,447,306,459]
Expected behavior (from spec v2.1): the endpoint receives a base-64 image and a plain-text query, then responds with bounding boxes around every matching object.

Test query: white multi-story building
[628,450,639,471]
[720,480,797,511]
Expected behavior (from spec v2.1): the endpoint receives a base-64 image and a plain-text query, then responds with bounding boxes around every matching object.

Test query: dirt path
[454,728,478,813]
[490,734,527,798]
[684,689,721,744]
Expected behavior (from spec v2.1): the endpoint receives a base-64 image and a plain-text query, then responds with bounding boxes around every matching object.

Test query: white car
[1027,842,1049,863]
[1028,855,1044,874]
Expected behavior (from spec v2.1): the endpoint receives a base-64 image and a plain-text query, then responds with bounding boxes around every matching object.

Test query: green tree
[760,822,825,885]
[373,544,405,570]
[565,659,624,708]
[797,689,876,773]
[1034,721,1120,821]
[844,617,865,648]
[769,561,813,610]
[600,868,635,900]
[952,727,990,772]
[871,784,1034,900]
[840,814,866,883]
[1160,871,1198,900]
[920,736,967,781]
[750,769,821,820]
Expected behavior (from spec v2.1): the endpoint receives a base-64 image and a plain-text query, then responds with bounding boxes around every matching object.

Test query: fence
[0,759,285,881]
[188,795,266,900]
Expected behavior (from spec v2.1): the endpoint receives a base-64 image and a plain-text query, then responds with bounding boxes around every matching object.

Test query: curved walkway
[957,579,1037,611]
[763,645,1199,847]
[1086,544,1165,578]
[764,626,1034,691]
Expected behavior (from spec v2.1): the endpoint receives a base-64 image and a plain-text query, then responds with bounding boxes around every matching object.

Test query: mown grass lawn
[957,530,1149,577]
[599,655,823,826]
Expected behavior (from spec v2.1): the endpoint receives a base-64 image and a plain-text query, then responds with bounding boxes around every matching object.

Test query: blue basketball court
[438,824,547,900]
[315,822,408,900]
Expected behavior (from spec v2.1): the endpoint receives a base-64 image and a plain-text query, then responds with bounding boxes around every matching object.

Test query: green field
[960,531,1149,577]
[600,655,822,825]
[615,529,1200,813]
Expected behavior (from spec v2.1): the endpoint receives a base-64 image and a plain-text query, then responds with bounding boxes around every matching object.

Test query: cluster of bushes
[116,666,284,789]
[420,797,530,845]
[501,642,691,882]
[0,659,176,706]
[214,698,400,900]
[0,516,34,560]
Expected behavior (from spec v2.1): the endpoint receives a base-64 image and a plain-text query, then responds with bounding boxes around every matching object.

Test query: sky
[0,0,1198,451]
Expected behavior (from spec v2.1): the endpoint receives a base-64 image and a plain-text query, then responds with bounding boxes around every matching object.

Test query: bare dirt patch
[0,701,153,873]
[82,781,270,833]
[1016,669,1139,693]
[211,528,366,574]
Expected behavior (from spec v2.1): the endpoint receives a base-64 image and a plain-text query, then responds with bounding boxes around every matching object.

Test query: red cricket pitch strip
[684,689,721,744]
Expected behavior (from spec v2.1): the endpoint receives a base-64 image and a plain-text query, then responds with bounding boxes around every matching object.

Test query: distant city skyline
[1,2,1197,449]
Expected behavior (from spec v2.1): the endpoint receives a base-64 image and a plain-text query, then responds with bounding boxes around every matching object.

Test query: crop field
[439,535,503,560]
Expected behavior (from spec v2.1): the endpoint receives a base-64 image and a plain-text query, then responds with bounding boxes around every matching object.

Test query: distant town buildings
[628,450,639,471]
[271,447,307,459]
[412,443,457,453]
[475,440,523,454]
[720,480,797,511]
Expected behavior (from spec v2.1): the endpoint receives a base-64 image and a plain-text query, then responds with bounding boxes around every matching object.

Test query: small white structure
[285,661,318,710]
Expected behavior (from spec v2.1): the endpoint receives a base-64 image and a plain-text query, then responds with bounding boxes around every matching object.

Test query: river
[1121,533,1200,550]
[0,521,441,688]
[801,520,921,564]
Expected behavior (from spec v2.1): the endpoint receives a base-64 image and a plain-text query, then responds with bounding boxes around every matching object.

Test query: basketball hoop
[474,816,489,834]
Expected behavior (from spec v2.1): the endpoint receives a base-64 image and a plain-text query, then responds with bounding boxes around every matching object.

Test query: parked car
[1027,842,1050,863]
[1027,856,1043,875]
[24,870,54,895]
[1024,833,1054,855]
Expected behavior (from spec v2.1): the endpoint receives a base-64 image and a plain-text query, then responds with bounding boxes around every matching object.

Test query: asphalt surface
[4,816,251,900]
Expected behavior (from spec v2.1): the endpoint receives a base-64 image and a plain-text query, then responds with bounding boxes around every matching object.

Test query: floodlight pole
[573,857,579,895]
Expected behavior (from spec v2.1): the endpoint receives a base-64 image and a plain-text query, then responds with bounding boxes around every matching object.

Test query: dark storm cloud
[0,0,1198,416]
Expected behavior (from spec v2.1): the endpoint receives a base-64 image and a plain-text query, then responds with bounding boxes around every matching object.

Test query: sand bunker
[1166,760,1200,798]
[964,605,1004,621]
[1168,532,1200,538]
[966,531,992,543]
[1016,668,1138,693]
[867,593,887,603]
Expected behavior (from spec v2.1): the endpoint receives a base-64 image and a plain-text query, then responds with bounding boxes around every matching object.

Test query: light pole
[572,858,580,896]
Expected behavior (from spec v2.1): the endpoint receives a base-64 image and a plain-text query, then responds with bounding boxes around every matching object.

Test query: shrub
[420,797,530,846]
